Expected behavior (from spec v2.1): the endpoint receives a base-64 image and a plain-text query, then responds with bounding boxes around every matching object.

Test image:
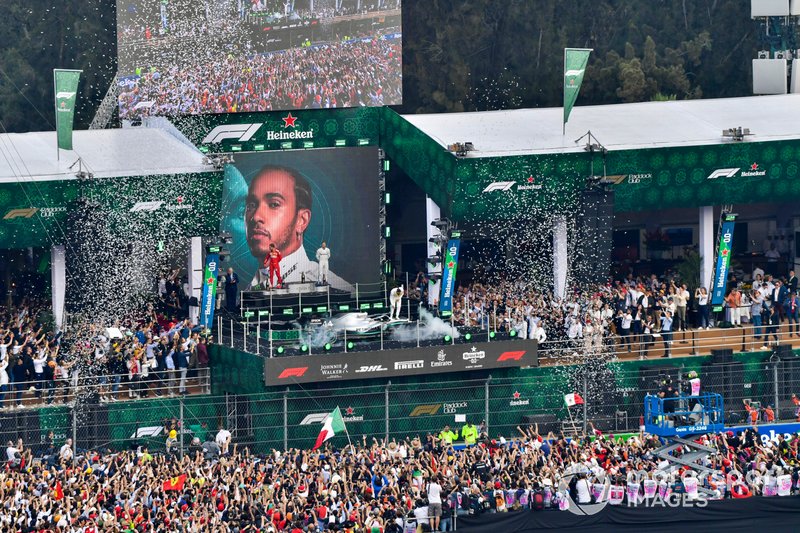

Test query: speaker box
[710,349,734,364]
[777,352,800,399]
[577,188,614,284]
[702,361,745,417]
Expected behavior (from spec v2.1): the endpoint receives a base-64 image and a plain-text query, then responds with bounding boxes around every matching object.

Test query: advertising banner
[439,238,461,313]
[563,48,592,129]
[264,339,537,386]
[199,253,219,328]
[711,214,736,307]
[53,69,82,151]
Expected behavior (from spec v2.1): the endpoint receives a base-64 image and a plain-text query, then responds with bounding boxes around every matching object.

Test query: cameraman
[657,376,679,421]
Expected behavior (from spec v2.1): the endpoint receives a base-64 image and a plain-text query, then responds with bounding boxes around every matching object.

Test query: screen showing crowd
[219,146,381,291]
[116,0,402,118]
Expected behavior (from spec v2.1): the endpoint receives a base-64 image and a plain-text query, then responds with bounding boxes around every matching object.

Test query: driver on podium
[245,165,353,292]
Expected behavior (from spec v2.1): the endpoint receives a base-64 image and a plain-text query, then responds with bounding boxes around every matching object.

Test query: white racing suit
[316,247,331,284]
[389,287,404,319]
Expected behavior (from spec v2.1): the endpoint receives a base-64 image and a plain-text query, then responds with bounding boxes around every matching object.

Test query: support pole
[385,381,391,442]
[283,389,289,450]
[582,373,588,434]
[485,375,491,434]
[179,395,185,458]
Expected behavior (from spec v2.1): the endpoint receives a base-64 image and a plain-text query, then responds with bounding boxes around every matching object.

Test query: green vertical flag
[54,69,82,151]
[563,48,592,132]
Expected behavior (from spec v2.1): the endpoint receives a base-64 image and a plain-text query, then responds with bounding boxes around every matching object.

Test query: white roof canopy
[402,94,800,158]
[0,127,211,183]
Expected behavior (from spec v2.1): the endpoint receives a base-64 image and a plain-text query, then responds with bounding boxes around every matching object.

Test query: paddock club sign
[264,339,538,386]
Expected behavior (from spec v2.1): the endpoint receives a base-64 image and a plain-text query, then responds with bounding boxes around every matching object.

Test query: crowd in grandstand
[118,37,401,118]
[2,419,799,531]
[439,264,796,358]
[0,270,211,410]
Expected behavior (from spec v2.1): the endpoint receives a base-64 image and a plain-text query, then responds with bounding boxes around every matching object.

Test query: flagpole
[339,406,354,450]
[54,69,59,161]
[562,48,566,136]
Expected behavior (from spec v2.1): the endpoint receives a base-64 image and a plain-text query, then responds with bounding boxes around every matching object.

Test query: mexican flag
[313,407,347,450]
[564,392,585,407]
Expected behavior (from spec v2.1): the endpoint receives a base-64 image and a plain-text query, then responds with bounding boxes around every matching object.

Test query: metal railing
[0,368,210,409]
[2,353,794,458]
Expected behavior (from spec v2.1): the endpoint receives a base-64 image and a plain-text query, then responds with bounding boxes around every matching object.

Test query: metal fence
[2,349,796,456]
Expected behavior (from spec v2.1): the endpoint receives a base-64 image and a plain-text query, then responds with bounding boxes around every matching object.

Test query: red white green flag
[313,407,347,450]
[564,392,585,407]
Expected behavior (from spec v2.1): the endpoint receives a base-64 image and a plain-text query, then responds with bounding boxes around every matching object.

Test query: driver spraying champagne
[389,286,404,319]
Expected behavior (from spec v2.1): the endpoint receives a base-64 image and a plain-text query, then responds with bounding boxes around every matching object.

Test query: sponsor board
[264,339,536,386]
[3,207,68,220]
[483,176,542,193]
[354,365,388,374]
[320,363,349,379]
[605,173,653,185]
[410,404,441,417]
[277,367,308,379]
[443,401,467,414]
[394,360,424,370]
[430,350,453,368]
[202,114,314,145]
[706,164,767,180]
[462,346,486,367]
[509,391,530,407]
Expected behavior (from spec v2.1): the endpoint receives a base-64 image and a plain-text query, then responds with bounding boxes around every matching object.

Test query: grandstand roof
[0,127,212,183]
[402,94,800,158]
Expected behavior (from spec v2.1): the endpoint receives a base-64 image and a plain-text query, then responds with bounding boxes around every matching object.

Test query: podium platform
[240,282,386,320]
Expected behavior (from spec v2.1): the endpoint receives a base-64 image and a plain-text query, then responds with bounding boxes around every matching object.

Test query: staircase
[89,74,120,130]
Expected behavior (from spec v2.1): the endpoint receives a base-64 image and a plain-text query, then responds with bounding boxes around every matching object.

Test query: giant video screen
[220,147,380,290]
[116,0,402,119]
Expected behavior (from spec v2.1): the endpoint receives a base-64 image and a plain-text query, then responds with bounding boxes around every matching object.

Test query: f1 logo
[278,367,308,379]
[202,123,263,144]
[129,201,164,212]
[409,404,441,417]
[497,351,526,362]
[482,181,515,193]
[3,208,38,220]
[706,168,739,180]
[299,413,329,425]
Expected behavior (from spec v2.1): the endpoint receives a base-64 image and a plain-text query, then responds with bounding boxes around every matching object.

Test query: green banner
[563,48,592,129]
[54,69,82,151]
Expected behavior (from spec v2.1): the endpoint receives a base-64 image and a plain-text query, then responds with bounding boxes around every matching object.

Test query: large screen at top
[116,0,401,119]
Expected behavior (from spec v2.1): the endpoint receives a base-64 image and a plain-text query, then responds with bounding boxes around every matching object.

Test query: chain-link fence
[3,349,797,455]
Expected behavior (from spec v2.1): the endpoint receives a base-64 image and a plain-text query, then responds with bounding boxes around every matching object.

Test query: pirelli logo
[409,404,441,417]
[278,367,308,379]
[497,351,526,362]
[3,208,38,220]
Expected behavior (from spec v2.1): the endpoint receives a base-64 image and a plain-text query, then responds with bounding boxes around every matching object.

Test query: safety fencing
[3,348,797,456]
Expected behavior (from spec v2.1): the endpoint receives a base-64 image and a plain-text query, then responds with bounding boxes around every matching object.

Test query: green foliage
[0,0,755,131]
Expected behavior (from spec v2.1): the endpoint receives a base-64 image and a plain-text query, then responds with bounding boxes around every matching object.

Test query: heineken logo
[282,113,298,128]
[510,391,530,407]
[517,175,543,191]
[740,162,766,177]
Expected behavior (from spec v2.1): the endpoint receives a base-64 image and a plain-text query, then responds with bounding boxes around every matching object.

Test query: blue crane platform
[644,393,725,437]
